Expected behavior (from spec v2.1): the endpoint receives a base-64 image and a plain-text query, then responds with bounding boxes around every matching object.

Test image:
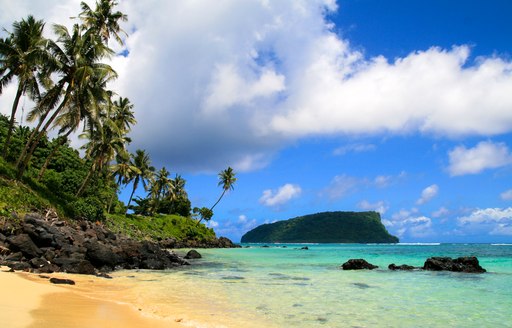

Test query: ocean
[109,243,512,327]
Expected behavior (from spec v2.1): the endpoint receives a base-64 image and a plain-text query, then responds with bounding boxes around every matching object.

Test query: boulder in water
[423,256,486,273]
[184,249,202,259]
[341,259,378,270]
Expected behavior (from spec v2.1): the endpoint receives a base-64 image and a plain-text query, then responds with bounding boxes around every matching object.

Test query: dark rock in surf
[341,259,378,270]
[184,250,202,259]
[388,263,416,271]
[423,256,486,273]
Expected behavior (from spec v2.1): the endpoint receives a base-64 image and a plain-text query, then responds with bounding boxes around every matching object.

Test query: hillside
[241,211,399,243]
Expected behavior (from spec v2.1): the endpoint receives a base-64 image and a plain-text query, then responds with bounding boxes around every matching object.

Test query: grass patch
[105,213,216,242]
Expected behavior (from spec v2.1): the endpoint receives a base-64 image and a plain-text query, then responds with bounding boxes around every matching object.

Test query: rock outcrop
[184,249,202,259]
[423,256,486,273]
[341,259,378,270]
[388,264,417,271]
[0,213,199,275]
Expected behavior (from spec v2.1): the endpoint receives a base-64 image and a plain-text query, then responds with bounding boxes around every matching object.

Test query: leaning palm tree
[196,167,236,226]
[36,75,112,181]
[0,16,48,158]
[79,0,128,45]
[210,166,237,211]
[16,23,116,178]
[126,149,154,210]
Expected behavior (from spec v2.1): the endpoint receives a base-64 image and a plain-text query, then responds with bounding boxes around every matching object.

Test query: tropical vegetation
[241,211,399,243]
[0,0,235,243]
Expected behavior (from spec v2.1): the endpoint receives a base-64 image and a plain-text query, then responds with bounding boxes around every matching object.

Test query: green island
[241,211,399,243]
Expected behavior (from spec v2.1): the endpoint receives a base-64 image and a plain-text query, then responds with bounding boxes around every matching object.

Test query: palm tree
[108,152,137,213]
[0,16,48,158]
[36,77,113,181]
[75,112,129,196]
[79,0,128,45]
[111,96,136,133]
[171,174,187,200]
[149,167,172,202]
[16,23,116,178]
[126,149,154,210]
[197,167,236,226]
[210,166,237,211]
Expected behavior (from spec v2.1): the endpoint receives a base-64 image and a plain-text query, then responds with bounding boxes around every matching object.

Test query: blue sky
[1,0,511,242]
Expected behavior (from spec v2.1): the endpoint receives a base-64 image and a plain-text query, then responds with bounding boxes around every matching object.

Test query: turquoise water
[119,244,512,327]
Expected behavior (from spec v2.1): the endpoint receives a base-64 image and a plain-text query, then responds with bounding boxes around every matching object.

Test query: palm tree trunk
[15,102,53,169]
[76,164,95,197]
[107,187,118,213]
[36,130,72,181]
[126,184,137,213]
[210,189,226,211]
[2,86,23,158]
[16,91,70,179]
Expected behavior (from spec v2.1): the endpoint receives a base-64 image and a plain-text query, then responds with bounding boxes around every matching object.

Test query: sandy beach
[0,266,186,328]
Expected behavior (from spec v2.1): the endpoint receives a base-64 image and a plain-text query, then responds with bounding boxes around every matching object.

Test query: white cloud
[259,183,302,207]
[500,189,512,201]
[447,141,512,176]
[357,200,389,214]
[416,184,439,205]
[457,207,512,236]
[207,220,219,228]
[322,175,365,200]
[374,175,392,188]
[432,207,450,218]
[2,1,512,173]
[386,209,433,238]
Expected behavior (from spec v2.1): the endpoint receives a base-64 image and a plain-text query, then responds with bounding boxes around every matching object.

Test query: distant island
[241,211,399,243]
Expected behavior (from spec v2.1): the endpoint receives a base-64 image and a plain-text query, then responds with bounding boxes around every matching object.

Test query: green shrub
[70,196,105,222]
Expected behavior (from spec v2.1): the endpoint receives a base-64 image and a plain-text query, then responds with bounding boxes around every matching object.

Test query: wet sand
[0,266,187,328]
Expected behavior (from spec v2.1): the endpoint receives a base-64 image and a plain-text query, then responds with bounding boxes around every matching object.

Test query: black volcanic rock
[6,234,43,258]
[184,250,202,259]
[341,259,378,270]
[241,211,398,243]
[388,263,417,271]
[1,213,191,275]
[423,256,486,273]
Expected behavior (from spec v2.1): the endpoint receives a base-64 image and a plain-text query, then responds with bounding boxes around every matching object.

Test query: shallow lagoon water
[114,244,512,327]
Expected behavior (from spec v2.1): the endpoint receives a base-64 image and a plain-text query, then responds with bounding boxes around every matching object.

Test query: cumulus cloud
[357,200,388,214]
[416,184,439,205]
[2,1,512,173]
[385,209,433,238]
[501,189,512,201]
[457,207,512,236]
[447,141,512,176]
[259,183,302,207]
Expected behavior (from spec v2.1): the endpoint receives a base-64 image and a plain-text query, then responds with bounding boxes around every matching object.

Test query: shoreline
[0,266,189,328]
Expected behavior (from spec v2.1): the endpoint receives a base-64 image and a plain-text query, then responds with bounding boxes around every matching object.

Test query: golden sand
[0,267,185,328]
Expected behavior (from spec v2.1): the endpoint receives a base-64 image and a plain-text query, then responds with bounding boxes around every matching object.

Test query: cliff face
[241,211,399,243]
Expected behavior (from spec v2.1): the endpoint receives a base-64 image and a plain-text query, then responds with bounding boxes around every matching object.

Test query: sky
[1,0,511,243]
